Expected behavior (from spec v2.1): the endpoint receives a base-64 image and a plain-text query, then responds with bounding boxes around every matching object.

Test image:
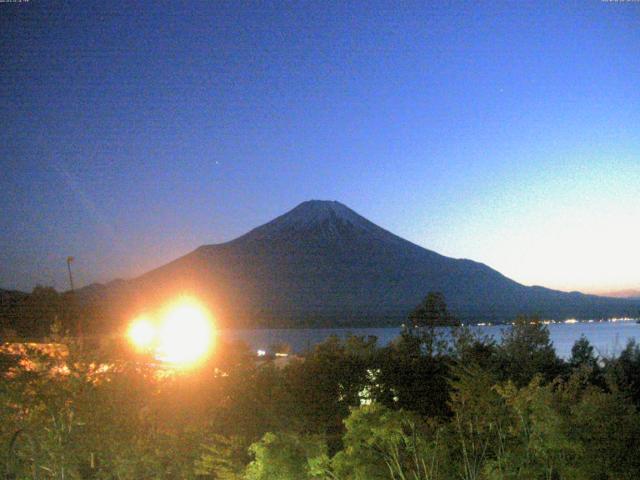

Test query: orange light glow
[156,299,214,366]
[126,298,215,368]
[127,317,156,351]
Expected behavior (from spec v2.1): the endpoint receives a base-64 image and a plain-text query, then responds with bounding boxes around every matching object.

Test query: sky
[1,1,639,294]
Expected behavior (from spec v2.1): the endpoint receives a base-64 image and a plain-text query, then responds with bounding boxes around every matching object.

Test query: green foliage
[567,336,605,390]
[451,326,499,370]
[0,286,84,340]
[195,435,249,479]
[448,364,506,480]
[569,336,598,370]
[1,337,220,479]
[332,403,443,480]
[605,339,640,406]
[0,342,95,479]
[497,316,564,386]
[244,432,327,480]
[570,387,640,479]
[408,292,459,357]
[409,292,458,329]
[280,335,374,447]
[373,334,452,418]
[487,378,582,480]
[3,317,640,479]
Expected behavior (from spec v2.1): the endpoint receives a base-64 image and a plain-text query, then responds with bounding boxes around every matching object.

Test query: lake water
[222,320,640,359]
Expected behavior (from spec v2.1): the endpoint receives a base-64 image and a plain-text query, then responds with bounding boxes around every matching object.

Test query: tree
[373,334,452,418]
[605,339,640,407]
[407,292,459,358]
[280,336,373,450]
[569,336,598,370]
[244,432,327,480]
[195,435,249,480]
[409,292,458,329]
[0,341,101,479]
[448,364,506,480]
[22,286,62,339]
[568,336,604,389]
[332,403,444,480]
[496,316,564,387]
[451,326,499,371]
[570,388,640,479]
[486,378,582,480]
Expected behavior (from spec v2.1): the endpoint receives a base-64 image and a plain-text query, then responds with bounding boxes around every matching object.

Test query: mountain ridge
[109,200,638,328]
[5,201,636,332]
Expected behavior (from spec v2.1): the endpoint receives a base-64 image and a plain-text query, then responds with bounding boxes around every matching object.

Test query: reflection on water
[222,320,640,359]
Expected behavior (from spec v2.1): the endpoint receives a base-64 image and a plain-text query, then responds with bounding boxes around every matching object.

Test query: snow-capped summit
[230,200,401,244]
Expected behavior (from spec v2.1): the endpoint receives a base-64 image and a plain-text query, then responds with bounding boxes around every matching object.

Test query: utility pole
[66,256,75,292]
[66,256,83,342]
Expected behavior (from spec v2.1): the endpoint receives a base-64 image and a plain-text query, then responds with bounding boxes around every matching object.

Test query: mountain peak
[288,200,363,223]
[296,199,346,209]
[229,200,397,244]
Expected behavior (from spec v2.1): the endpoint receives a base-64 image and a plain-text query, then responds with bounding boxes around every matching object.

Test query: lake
[222,320,640,359]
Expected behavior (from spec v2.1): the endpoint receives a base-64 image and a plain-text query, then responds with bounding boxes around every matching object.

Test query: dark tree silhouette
[408,292,459,328]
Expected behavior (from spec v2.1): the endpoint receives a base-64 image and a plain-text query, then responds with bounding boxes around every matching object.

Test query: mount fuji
[79,200,640,329]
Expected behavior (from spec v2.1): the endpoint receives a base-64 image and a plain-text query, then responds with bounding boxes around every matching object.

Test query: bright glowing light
[126,298,215,368]
[128,317,156,351]
[155,299,214,367]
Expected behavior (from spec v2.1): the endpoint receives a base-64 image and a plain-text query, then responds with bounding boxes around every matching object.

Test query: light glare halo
[127,317,156,351]
[155,299,214,366]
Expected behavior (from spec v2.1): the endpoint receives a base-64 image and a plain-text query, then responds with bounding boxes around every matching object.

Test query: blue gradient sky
[1,1,639,293]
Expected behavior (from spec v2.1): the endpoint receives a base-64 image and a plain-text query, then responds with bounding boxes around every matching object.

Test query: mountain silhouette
[79,200,640,329]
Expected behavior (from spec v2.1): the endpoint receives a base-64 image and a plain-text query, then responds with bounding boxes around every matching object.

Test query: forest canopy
[2,313,640,479]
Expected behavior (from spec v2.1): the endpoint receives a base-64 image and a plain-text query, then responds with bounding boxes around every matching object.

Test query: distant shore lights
[127,297,215,367]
